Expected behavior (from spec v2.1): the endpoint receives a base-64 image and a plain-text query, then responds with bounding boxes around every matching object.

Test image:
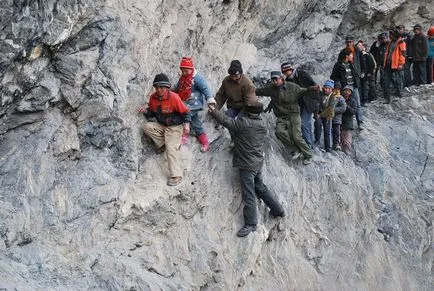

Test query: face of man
[323,86,333,95]
[229,74,242,81]
[154,86,169,97]
[345,40,354,48]
[413,28,421,35]
[357,42,365,52]
[271,77,284,87]
[181,68,194,76]
[346,53,354,63]
[282,68,293,78]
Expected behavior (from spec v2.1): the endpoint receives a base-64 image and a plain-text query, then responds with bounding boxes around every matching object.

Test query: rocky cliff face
[0,0,433,290]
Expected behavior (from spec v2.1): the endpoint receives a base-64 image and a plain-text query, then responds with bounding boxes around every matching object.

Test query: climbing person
[208,100,285,237]
[138,73,191,186]
[281,62,320,149]
[256,71,320,165]
[340,85,357,156]
[173,57,214,152]
[314,80,336,152]
[331,82,347,151]
[382,28,406,104]
[214,60,257,142]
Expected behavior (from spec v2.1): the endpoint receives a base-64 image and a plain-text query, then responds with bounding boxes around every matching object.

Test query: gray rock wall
[0,0,433,290]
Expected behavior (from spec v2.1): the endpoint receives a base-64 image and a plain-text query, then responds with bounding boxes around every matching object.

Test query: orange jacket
[384,38,406,69]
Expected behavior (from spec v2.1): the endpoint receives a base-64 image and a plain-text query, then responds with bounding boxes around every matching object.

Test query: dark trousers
[404,58,413,87]
[412,61,427,85]
[332,123,341,149]
[427,57,433,84]
[382,67,404,101]
[314,117,332,150]
[239,169,284,226]
[361,75,377,102]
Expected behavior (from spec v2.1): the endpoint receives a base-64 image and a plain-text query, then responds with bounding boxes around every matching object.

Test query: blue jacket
[174,71,213,111]
[332,95,347,125]
[428,38,434,58]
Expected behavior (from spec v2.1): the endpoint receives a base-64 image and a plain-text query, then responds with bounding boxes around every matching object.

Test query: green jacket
[255,81,307,116]
[210,109,266,171]
[215,74,257,110]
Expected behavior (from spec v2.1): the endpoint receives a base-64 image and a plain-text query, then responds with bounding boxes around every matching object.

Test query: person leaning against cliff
[173,57,214,152]
[138,73,191,187]
[256,71,320,165]
[214,60,257,142]
[208,100,285,237]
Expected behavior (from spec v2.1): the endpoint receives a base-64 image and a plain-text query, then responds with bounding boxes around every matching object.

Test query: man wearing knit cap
[213,60,257,142]
[208,100,285,237]
[256,71,320,165]
[281,61,321,148]
[138,73,191,186]
[410,24,428,85]
[173,57,214,152]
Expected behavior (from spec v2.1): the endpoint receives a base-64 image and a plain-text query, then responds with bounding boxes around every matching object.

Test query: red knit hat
[428,26,434,37]
[180,57,194,69]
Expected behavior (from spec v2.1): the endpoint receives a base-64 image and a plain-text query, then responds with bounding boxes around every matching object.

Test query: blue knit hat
[323,80,335,88]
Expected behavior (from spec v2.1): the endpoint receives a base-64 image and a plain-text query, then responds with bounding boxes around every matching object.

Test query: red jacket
[384,38,406,69]
[147,91,191,126]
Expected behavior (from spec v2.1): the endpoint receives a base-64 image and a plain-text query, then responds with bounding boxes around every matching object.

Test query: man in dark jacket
[357,41,377,104]
[370,32,389,85]
[208,100,285,237]
[410,24,429,85]
[281,62,321,149]
[256,71,320,165]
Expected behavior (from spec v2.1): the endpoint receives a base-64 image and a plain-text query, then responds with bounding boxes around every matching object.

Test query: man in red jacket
[138,73,191,186]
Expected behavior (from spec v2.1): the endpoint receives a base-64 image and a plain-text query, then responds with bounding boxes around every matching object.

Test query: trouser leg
[340,129,353,155]
[164,125,184,177]
[352,88,363,124]
[239,169,258,226]
[313,115,322,144]
[143,122,166,149]
[190,110,204,136]
[332,123,341,148]
[289,114,313,158]
[323,119,332,150]
[254,171,284,215]
[275,118,295,150]
[300,108,313,148]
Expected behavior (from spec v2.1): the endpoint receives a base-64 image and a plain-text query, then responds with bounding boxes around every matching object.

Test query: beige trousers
[143,122,184,177]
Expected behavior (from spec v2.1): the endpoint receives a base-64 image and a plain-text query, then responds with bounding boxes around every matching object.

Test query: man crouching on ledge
[208,100,285,237]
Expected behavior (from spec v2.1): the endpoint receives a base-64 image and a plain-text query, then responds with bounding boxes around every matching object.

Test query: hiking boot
[156,145,166,155]
[167,176,182,186]
[236,225,257,237]
[270,210,286,218]
[302,158,312,165]
[197,133,210,153]
[291,151,303,160]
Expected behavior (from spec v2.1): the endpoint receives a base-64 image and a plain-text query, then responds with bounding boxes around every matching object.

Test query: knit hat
[342,85,353,92]
[345,35,354,42]
[323,80,335,88]
[153,73,171,88]
[413,24,422,31]
[245,101,264,114]
[179,57,194,69]
[271,71,283,79]
[428,26,434,37]
[281,62,293,72]
[228,60,243,75]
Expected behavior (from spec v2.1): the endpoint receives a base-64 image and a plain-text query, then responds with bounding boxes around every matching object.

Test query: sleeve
[215,81,228,110]
[243,78,257,105]
[334,97,347,114]
[346,99,357,115]
[173,94,192,123]
[195,74,213,99]
[210,109,240,132]
[255,84,273,96]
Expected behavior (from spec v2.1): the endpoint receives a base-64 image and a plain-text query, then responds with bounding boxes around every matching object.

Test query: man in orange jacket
[138,73,191,186]
[382,28,406,104]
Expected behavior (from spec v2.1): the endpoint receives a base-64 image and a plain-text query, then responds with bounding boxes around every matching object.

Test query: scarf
[177,73,194,101]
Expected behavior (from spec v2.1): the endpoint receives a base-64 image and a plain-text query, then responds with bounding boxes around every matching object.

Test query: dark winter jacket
[341,97,357,130]
[215,74,257,110]
[286,69,321,113]
[255,81,309,116]
[370,41,388,68]
[332,94,347,125]
[360,52,376,76]
[410,33,429,61]
[330,61,361,88]
[210,109,266,171]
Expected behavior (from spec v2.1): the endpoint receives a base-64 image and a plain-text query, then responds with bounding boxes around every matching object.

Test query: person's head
[378,32,388,43]
[428,26,434,38]
[342,85,353,98]
[281,62,294,78]
[356,40,366,52]
[179,57,194,76]
[153,73,171,96]
[413,24,422,35]
[323,80,334,95]
[389,28,400,40]
[333,81,342,95]
[397,25,405,34]
[245,100,264,115]
[338,49,353,63]
[345,36,355,48]
[228,60,243,81]
[270,71,285,87]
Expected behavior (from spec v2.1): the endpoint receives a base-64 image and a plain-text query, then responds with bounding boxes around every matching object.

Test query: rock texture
[0,0,433,290]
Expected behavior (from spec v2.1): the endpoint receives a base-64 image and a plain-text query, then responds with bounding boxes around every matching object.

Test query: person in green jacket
[256,71,320,165]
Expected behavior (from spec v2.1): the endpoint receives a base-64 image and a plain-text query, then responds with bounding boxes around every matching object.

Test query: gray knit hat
[153,73,171,88]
